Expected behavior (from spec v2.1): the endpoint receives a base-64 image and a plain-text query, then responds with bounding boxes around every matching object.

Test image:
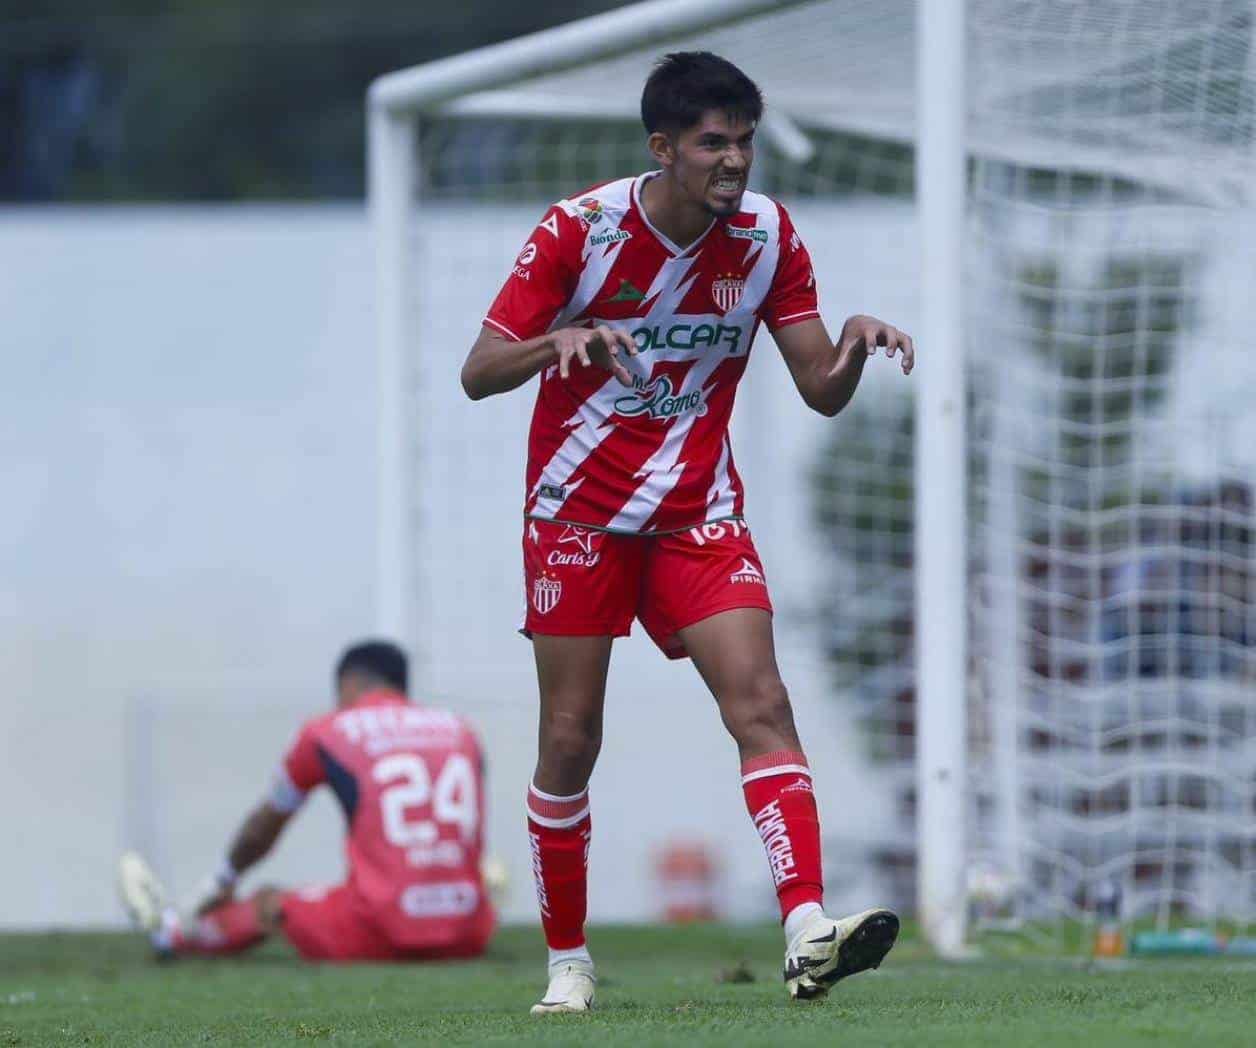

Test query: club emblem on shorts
[712,273,745,313]
[730,558,764,584]
[533,573,563,614]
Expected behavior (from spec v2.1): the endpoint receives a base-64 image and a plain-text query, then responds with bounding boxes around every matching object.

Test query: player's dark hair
[640,51,763,135]
[335,640,408,692]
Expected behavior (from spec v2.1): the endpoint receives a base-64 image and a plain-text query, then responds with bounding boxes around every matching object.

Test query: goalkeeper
[118,641,499,962]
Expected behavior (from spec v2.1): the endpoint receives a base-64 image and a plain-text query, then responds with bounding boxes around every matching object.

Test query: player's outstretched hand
[836,314,914,376]
[552,325,638,386]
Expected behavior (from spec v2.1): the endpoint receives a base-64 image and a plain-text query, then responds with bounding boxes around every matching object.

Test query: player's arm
[225,802,292,875]
[461,324,637,400]
[773,314,914,418]
[191,728,320,915]
[190,802,292,916]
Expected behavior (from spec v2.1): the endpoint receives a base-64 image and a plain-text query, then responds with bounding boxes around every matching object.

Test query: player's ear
[647,131,675,169]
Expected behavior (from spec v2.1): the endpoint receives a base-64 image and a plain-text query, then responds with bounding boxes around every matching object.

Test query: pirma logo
[533,573,562,614]
[730,558,764,584]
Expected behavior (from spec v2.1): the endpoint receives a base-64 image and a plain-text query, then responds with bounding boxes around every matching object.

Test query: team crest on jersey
[533,573,562,614]
[712,273,746,314]
[577,197,604,224]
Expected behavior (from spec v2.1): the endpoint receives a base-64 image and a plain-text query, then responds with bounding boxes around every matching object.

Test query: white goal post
[368,0,1256,949]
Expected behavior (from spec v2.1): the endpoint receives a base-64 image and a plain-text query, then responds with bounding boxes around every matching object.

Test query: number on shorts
[687,518,746,546]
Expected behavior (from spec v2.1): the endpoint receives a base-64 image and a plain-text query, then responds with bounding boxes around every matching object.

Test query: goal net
[372,0,1256,942]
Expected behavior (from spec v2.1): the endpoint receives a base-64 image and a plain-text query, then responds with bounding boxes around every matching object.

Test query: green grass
[2,923,1254,1046]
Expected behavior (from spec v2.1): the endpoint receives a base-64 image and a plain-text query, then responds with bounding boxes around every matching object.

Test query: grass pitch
[2,923,1253,1046]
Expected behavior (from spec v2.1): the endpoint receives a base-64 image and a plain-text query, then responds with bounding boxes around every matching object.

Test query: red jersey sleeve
[484,204,584,341]
[761,204,821,332]
[265,720,325,812]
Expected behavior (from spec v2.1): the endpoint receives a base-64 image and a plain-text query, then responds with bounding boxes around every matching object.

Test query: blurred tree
[0,0,635,199]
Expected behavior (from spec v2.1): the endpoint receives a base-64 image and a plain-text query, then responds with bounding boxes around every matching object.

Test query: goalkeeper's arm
[192,803,292,916]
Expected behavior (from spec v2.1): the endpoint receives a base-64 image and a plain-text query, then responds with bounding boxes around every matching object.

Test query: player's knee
[538,720,601,783]
[252,887,284,932]
[725,673,798,749]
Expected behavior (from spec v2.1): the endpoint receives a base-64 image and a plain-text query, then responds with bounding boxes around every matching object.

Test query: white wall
[0,202,914,931]
[1,206,378,928]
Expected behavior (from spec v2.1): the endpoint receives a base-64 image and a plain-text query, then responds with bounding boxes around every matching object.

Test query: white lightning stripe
[553,177,635,327]
[736,192,782,315]
[705,433,734,522]
[605,349,726,531]
[529,366,625,510]
[530,415,609,505]
[641,255,701,324]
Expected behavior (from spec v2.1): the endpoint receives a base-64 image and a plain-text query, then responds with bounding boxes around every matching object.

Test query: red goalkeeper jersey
[272,691,490,950]
[485,171,820,534]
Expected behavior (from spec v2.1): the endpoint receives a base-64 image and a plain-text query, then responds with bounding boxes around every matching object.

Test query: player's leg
[117,851,275,958]
[520,520,642,1014]
[526,633,609,1014]
[162,888,278,956]
[278,884,397,962]
[678,608,898,998]
[678,608,822,915]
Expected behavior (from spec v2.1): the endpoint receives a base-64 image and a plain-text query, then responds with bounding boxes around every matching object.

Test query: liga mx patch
[712,273,745,313]
[533,573,562,614]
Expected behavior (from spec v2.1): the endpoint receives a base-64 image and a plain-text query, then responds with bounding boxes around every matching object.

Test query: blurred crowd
[0,0,630,201]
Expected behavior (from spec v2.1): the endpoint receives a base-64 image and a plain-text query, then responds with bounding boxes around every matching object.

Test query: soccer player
[462,52,913,1011]
[118,640,496,962]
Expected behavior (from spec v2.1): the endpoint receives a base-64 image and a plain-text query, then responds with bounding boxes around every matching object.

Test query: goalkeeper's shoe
[117,851,167,934]
[783,907,899,1000]
[530,960,596,1015]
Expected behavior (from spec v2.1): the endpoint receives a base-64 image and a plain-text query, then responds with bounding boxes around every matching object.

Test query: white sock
[150,907,180,953]
[548,944,594,976]
[783,901,824,945]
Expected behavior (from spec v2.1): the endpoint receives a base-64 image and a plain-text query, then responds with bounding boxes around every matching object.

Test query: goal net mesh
[395,0,1256,937]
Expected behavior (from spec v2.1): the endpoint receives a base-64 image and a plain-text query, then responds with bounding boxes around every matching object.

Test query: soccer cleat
[117,851,168,934]
[530,961,596,1015]
[783,907,899,1000]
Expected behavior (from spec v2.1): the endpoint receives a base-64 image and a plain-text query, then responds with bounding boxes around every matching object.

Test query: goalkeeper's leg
[163,893,274,956]
[118,851,275,958]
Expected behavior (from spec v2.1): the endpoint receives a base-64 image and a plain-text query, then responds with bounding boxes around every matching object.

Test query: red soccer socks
[526,783,592,950]
[742,750,824,920]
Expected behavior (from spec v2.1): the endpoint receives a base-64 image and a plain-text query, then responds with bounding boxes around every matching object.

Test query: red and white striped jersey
[484,171,820,534]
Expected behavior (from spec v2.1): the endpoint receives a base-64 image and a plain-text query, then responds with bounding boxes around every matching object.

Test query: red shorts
[521,516,773,659]
[280,885,494,962]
